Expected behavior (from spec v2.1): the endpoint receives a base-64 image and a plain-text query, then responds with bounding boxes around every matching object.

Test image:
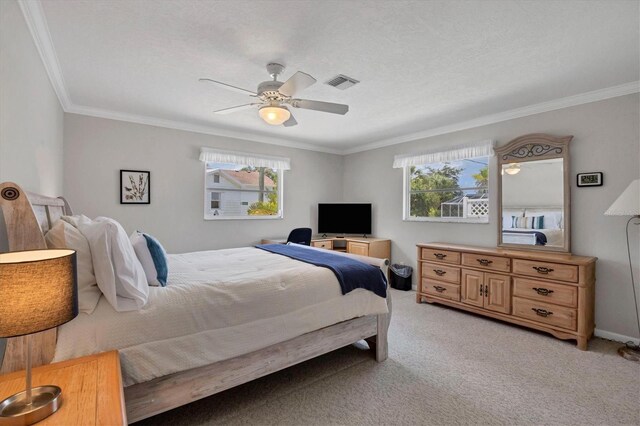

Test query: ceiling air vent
[325,74,359,90]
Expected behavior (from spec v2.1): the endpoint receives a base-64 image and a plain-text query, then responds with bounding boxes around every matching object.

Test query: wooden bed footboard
[125,292,392,423]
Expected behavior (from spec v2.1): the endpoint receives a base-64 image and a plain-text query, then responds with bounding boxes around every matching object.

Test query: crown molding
[342,81,640,155]
[65,104,344,155]
[20,0,639,157]
[18,0,71,110]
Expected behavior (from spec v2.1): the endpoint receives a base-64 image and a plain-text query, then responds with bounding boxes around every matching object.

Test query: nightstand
[0,351,126,425]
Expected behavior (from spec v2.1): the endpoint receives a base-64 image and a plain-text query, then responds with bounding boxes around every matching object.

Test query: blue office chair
[286,228,312,246]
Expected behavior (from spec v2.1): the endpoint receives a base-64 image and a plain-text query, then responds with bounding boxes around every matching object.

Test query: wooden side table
[0,351,126,425]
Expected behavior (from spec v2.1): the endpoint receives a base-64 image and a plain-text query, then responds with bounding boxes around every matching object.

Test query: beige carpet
[136,289,640,425]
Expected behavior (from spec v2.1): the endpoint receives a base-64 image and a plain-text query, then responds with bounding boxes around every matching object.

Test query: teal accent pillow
[130,231,168,287]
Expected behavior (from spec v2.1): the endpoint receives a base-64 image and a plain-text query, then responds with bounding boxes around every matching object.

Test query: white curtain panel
[199,147,291,170]
[392,140,495,168]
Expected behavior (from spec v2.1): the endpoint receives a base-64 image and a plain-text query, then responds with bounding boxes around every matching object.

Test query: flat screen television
[318,203,372,235]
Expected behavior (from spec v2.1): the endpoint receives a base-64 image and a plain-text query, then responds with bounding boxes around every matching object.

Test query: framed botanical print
[120,170,150,204]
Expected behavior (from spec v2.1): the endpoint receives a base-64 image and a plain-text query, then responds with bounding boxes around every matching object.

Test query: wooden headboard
[0,181,73,373]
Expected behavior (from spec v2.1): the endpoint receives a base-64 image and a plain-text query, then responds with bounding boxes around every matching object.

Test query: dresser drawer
[347,241,369,256]
[311,240,333,250]
[461,253,510,272]
[421,248,461,265]
[513,259,578,283]
[513,278,578,308]
[513,297,577,330]
[422,278,460,301]
[422,263,460,284]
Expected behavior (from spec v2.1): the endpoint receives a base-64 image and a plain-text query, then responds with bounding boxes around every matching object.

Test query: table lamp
[604,178,640,362]
[0,249,78,425]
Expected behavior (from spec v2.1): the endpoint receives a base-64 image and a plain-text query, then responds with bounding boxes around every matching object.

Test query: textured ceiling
[40,0,639,151]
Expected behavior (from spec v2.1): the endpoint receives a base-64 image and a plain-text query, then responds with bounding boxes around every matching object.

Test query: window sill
[403,217,489,224]
[204,215,283,221]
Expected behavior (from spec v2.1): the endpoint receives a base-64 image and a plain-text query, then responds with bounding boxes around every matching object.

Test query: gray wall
[343,94,640,340]
[0,0,64,196]
[63,114,344,253]
[0,0,65,362]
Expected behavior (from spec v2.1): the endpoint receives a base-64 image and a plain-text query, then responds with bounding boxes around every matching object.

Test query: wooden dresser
[416,243,596,349]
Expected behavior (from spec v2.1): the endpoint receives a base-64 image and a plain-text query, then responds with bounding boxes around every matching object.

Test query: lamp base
[618,344,640,363]
[0,386,62,426]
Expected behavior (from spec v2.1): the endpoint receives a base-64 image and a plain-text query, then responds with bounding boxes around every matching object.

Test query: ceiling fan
[199,63,349,127]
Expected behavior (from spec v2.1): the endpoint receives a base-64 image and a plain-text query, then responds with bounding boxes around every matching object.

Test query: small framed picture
[576,172,603,187]
[120,170,150,204]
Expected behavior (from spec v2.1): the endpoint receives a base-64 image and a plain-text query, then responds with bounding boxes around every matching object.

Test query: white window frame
[402,166,489,223]
[210,191,221,210]
[395,141,493,224]
[203,164,285,221]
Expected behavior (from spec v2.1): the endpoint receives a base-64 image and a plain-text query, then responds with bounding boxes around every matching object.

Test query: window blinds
[199,147,291,170]
[392,140,494,168]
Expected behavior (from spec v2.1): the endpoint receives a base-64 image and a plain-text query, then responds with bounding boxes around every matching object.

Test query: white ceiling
[33,0,639,153]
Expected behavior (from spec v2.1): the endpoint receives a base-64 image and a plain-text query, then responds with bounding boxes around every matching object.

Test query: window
[210,192,220,209]
[394,141,493,223]
[200,148,290,220]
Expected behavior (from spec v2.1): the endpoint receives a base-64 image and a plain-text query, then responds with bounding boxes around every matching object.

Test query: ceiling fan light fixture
[504,163,521,175]
[259,106,290,125]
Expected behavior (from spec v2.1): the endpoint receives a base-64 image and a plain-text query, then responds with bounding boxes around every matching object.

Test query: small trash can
[389,264,413,291]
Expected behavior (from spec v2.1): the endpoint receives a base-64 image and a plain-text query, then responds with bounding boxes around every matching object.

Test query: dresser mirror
[495,134,572,253]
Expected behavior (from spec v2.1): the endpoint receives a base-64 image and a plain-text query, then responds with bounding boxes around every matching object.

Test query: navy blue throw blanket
[256,244,387,298]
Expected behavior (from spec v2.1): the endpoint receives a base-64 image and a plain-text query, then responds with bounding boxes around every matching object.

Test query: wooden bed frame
[0,182,392,423]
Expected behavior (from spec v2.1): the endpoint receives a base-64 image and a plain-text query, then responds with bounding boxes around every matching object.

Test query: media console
[260,236,391,260]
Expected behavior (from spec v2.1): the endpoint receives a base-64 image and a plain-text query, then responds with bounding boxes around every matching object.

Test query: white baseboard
[594,329,640,345]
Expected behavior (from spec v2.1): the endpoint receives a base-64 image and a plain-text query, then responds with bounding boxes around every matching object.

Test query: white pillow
[66,215,149,312]
[130,231,168,286]
[525,210,563,230]
[45,220,102,314]
[502,209,524,229]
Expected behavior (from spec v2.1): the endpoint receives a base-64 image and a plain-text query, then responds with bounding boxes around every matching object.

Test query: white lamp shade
[604,179,640,216]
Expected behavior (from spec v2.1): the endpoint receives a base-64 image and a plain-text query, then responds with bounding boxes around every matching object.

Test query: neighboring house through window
[393,141,493,223]
[200,148,290,220]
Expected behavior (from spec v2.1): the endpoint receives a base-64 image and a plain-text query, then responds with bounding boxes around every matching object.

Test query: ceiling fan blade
[278,71,317,97]
[199,78,257,96]
[289,99,349,115]
[213,103,261,115]
[282,112,298,127]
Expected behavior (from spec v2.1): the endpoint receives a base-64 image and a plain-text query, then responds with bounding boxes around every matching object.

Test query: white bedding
[53,247,388,386]
[502,228,564,246]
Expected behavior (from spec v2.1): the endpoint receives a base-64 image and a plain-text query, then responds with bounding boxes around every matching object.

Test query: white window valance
[392,140,495,168]
[199,147,291,170]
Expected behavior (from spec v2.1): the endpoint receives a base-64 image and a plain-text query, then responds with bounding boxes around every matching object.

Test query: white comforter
[54,247,388,386]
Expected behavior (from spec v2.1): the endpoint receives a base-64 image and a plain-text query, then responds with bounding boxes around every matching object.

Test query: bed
[502,208,564,246]
[0,182,391,423]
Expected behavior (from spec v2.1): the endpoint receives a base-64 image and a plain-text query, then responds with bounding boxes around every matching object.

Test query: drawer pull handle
[532,266,554,274]
[433,253,447,260]
[433,269,446,276]
[479,284,484,296]
[532,287,554,296]
[433,285,447,293]
[531,308,553,317]
[477,258,493,266]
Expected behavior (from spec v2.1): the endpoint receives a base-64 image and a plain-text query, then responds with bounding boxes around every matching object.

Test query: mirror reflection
[501,158,564,247]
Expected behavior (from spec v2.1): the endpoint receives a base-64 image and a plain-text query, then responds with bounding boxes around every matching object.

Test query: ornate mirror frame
[495,133,573,253]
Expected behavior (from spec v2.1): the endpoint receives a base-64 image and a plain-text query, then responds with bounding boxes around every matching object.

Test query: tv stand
[310,236,390,260]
